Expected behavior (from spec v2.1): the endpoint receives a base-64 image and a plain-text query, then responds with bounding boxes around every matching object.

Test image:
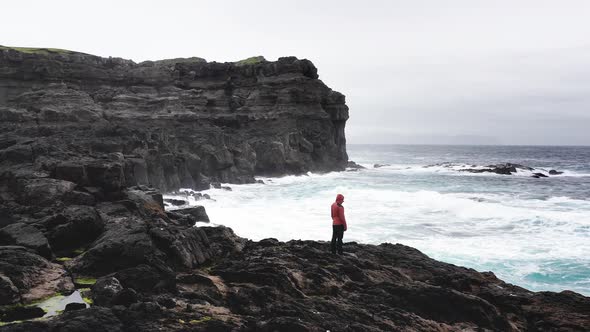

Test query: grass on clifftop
[234,56,266,66]
[0,45,75,55]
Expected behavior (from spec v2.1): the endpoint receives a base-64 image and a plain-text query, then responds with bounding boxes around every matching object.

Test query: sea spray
[165,145,590,295]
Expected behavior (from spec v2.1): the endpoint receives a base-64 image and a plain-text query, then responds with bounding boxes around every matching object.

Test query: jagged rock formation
[0,46,349,194]
[2,223,589,330]
[424,162,564,178]
[1,47,588,331]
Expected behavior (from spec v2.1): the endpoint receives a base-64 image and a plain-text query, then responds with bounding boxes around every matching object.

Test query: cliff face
[0,47,348,193]
[0,48,588,331]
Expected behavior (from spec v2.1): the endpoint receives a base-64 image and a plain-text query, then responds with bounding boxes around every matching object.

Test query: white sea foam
[163,162,590,294]
[371,163,590,178]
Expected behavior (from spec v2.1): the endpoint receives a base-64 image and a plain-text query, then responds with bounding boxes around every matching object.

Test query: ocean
[164,144,590,296]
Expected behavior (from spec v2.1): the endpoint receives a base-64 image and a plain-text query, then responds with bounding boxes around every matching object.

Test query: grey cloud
[2,0,590,145]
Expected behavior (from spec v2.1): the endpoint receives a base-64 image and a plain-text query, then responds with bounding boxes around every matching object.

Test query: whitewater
[164,145,590,296]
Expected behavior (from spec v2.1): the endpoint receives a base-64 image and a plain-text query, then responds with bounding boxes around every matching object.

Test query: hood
[336,194,344,203]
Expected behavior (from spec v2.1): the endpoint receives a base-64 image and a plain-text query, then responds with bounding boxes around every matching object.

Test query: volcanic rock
[0,47,588,331]
[0,223,52,259]
[0,305,45,322]
[64,302,87,312]
[373,163,390,168]
[0,246,74,304]
[0,48,349,194]
[91,276,124,306]
[163,198,188,206]
[346,160,365,170]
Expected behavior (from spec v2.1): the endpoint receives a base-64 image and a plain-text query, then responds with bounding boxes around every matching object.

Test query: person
[331,194,347,255]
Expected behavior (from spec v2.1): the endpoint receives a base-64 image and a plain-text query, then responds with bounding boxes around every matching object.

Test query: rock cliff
[0,47,588,331]
[0,46,349,194]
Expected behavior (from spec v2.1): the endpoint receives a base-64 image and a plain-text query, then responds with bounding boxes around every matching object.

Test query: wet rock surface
[0,48,588,331]
[425,162,564,178]
[1,232,588,331]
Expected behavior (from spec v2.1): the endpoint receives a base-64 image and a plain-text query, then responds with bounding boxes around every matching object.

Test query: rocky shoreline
[1,47,589,331]
[0,187,588,331]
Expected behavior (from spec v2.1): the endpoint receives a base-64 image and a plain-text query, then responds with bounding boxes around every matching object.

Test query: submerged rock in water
[426,162,565,178]
[346,160,365,170]
[163,198,188,206]
[373,163,390,168]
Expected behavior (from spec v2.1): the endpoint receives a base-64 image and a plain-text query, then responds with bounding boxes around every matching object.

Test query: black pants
[331,225,344,254]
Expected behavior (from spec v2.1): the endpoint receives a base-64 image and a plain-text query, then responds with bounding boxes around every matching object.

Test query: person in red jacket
[331,194,347,255]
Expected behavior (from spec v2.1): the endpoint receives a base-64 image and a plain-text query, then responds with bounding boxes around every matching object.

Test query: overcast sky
[3,1,590,145]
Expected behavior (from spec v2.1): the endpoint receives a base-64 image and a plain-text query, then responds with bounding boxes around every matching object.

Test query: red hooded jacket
[331,194,347,230]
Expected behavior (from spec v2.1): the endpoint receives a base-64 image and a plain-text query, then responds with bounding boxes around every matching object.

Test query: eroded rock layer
[1,48,588,331]
[0,47,349,194]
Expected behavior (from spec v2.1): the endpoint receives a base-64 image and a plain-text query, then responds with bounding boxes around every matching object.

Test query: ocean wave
[368,163,590,178]
[163,160,590,294]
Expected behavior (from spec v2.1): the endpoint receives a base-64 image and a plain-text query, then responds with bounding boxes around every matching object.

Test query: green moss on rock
[234,56,266,66]
[74,277,97,286]
[55,257,72,262]
[0,45,75,55]
[189,316,212,324]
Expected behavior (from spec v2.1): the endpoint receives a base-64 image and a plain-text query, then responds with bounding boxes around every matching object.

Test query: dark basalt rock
[0,246,74,304]
[112,288,139,306]
[48,307,124,332]
[373,163,390,168]
[170,206,210,224]
[428,162,565,178]
[0,305,45,322]
[64,302,87,312]
[0,223,52,259]
[346,160,365,170]
[0,48,349,194]
[0,47,588,331]
[532,172,548,178]
[0,274,20,305]
[42,205,104,255]
[458,163,529,175]
[163,198,188,206]
[91,276,124,306]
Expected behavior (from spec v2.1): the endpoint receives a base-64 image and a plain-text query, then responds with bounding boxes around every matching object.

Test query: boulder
[0,246,74,304]
[172,206,210,223]
[0,223,52,259]
[91,276,123,306]
[48,307,124,332]
[532,172,548,178]
[0,273,20,305]
[16,178,76,206]
[43,205,104,254]
[373,163,390,168]
[163,198,187,206]
[112,288,138,306]
[0,305,45,322]
[64,302,87,312]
